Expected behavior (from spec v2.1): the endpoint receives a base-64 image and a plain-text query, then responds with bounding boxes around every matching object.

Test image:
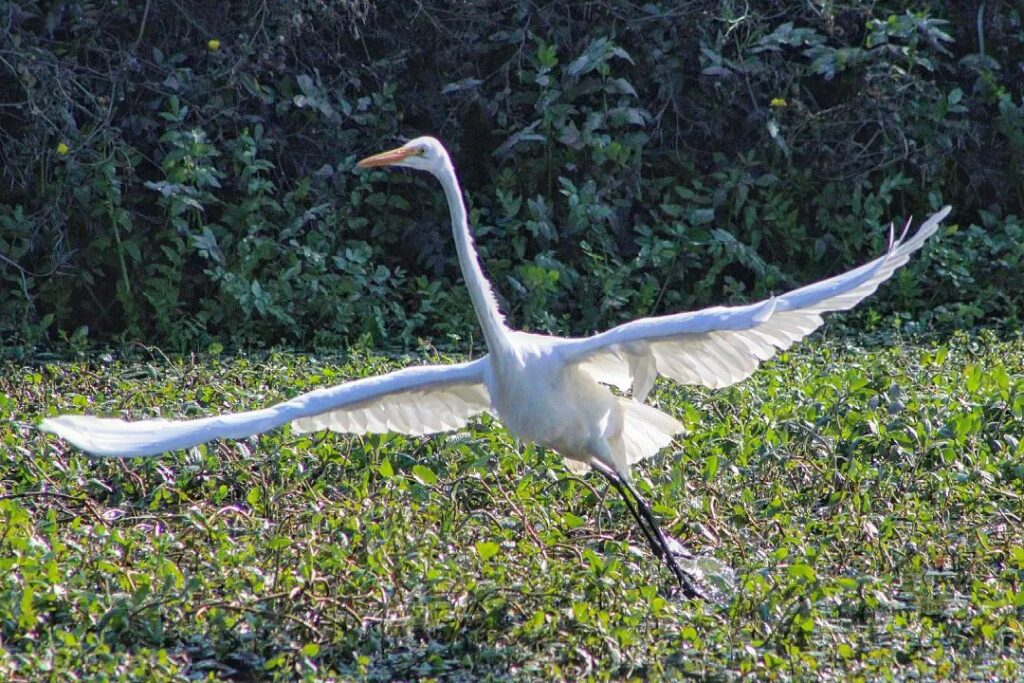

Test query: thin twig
[132,0,153,52]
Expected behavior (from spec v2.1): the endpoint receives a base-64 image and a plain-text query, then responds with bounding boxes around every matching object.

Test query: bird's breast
[487,352,619,460]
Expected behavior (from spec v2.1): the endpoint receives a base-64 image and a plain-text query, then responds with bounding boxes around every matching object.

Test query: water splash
[665,536,737,603]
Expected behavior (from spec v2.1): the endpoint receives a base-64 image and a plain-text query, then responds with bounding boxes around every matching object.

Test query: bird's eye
[417,147,427,156]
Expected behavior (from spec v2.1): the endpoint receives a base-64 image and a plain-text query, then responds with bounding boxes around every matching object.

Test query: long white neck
[435,158,509,351]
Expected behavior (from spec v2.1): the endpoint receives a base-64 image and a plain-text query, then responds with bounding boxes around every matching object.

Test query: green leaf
[964,364,981,394]
[562,512,585,530]
[268,536,291,550]
[379,459,394,479]
[18,587,36,631]
[704,454,719,480]
[411,464,437,486]
[1010,546,1024,570]
[688,208,715,224]
[475,541,500,561]
[788,563,817,582]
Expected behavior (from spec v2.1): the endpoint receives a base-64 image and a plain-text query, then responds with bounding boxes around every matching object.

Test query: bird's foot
[655,532,717,601]
[666,560,709,601]
[666,548,738,604]
[662,534,695,560]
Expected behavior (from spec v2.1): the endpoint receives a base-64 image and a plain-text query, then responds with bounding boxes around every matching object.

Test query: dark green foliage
[4,336,1024,679]
[1,1,1022,349]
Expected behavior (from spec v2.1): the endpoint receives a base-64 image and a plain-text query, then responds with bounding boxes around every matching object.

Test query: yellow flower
[207,38,221,51]
[56,142,70,155]
[770,97,787,109]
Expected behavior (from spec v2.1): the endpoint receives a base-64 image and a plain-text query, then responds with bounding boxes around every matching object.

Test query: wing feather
[41,357,492,457]
[559,207,950,398]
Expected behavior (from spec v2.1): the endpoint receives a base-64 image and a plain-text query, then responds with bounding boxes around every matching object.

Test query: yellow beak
[357,146,418,168]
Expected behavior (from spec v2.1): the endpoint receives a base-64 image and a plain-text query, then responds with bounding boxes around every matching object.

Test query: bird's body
[41,136,952,598]
[490,333,622,468]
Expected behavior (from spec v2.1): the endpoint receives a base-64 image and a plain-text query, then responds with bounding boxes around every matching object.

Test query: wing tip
[916,205,952,236]
[38,414,163,458]
[898,216,913,244]
[37,415,97,456]
[911,205,951,245]
[886,205,951,257]
[38,414,88,436]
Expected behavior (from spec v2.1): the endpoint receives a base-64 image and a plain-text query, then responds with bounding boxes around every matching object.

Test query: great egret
[41,136,951,599]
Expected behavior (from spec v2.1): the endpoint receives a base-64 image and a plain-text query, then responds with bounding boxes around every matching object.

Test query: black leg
[592,461,705,600]
[620,476,694,561]
[602,469,665,559]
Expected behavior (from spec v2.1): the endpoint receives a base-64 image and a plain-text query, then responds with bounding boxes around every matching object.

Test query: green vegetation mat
[3,334,1023,681]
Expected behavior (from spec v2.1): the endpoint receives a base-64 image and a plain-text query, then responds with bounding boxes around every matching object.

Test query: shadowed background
[1,1,1021,352]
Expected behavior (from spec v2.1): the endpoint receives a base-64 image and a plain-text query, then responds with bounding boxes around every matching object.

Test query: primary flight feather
[41,136,951,598]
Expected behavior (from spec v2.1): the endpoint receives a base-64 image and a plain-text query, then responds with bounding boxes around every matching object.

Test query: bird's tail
[616,398,685,469]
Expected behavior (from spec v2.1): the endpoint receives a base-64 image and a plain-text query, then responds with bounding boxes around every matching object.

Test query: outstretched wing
[558,207,950,399]
[40,357,492,458]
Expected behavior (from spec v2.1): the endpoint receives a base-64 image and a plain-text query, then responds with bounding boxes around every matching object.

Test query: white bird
[41,136,951,598]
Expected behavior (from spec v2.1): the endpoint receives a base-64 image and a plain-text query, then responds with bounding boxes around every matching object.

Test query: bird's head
[357,136,449,175]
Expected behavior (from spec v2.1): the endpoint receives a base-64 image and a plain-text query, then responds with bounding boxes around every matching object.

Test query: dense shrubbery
[1,1,1022,351]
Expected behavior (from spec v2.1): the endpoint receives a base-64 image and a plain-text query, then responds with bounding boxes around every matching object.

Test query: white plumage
[40,136,950,597]
[42,358,490,457]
